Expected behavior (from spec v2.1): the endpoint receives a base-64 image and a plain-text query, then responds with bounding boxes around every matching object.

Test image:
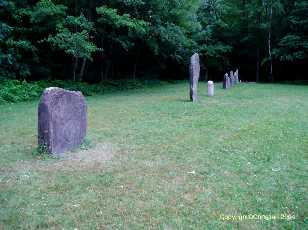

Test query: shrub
[0,79,164,104]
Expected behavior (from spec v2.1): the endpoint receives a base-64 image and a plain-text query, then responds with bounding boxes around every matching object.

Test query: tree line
[1,0,307,83]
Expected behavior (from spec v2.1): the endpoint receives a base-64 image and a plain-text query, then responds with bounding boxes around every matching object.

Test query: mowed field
[0,82,307,229]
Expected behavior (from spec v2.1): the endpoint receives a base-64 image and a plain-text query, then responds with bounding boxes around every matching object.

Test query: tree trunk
[73,0,79,81]
[73,57,78,81]
[77,0,95,82]
[101,39,113,81]
[268,3,273,81]
[133,62,137,80]
[101,62,105,82]
[111,62,114,79]
[133,47,140,80]
[256,48,260,82]
[88,0,95,20]
[100,38,105,82]
[105,60,110,80]
[77,58,87,81]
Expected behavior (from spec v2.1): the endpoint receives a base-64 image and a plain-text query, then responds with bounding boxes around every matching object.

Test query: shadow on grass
[257,80,308,85]
[279,80,308,85]
[175,99,191,103]
[31,139,93,160]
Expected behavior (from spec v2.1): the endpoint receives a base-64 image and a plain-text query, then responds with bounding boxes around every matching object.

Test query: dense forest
[1,0,307,83]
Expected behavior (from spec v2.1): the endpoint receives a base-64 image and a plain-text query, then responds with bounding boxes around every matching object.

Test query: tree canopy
[1,0,307,82]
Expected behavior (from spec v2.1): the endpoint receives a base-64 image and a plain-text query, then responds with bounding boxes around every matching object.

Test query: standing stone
[223,73,229,89]
[38,87,87,155]
[227,75,232,88]
[189,53,200,102]
[230,71,234,86]
[234,70,238,84]
[235,69,239,83]
[208,81,214,97]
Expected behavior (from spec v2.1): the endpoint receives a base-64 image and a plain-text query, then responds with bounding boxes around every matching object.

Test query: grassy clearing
[0,82,307,229]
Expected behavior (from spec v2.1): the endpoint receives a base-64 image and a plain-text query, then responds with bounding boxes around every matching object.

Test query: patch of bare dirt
[4,143,124,175]
[40,143,118,171]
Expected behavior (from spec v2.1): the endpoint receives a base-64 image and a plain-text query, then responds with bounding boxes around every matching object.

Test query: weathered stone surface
[208,81,214,97]
[223,73,229,89]
[38,87,87,155]
[235,69,239,84]
[230,71,234,86]
[189,53,200,102]
[227,74,232,88]
[234,70,237,84]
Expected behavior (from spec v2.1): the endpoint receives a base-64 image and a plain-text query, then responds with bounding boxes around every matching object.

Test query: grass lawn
[0,82,307,229]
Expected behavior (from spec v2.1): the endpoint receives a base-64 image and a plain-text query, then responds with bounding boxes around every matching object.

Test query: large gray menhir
[38,87,87,155]
[189,53,200,102]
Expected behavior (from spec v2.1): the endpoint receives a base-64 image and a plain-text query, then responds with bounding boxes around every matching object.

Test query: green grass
[0,82,307,229]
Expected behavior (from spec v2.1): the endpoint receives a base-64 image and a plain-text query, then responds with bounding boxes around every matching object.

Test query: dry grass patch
[1,143,124,177]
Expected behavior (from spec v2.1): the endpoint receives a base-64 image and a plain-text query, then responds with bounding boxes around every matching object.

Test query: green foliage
[0,0,307,82]
[196,0,233,70]
[32,144,50,160]
[0,22,12,40]
[274,35,308,61]
[0,79,165,104]
[0,0,38,80]
[145,0,200,63]
[0,80,101,103]
[0,80,42,103]
[273,0,308,61]
[30,0,67,24]
[47,29,97,60]
[47,14,97,60]
[96,6,147,34]
[96,6,148,51]
[150,22,195,61]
